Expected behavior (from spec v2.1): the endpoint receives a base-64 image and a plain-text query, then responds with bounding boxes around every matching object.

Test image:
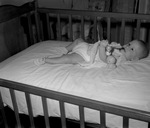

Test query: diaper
[71,42,91,62]
[71,41,102,67]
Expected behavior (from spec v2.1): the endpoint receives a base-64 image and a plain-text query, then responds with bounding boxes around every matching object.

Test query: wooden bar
[46,13,51,40]
[40,17,44,41]
[93,17,97,42]
[49,15,55,40]
[120,19,125,45]
[97,19,103,40]
[9,89,21,127]
[18,16,24,51]
[38,8,150,21]
[69,15,73,41]
[100,111,106,128]
[37,13,44,41]
[27,13,34,45]
[34,11,41,42]
[107,17,111,43]
[79,106,85,128]
[59,101,66,128]
[0,92,8,128]
[34,0,41,42]
[123,117,129,128]
[136,19,141,40]
[25,93,35,128]
[57,14,61,40]
[1,79,150,123]
[42,97,50,128]
[81,16,84,40]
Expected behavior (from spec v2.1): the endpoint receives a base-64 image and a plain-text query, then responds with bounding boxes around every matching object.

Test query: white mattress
[0,40,150,128]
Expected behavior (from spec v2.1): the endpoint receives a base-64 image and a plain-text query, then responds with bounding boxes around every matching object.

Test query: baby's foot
[34,58,45,66]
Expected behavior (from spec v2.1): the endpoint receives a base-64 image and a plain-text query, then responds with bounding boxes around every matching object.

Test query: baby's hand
[100,40,109,47]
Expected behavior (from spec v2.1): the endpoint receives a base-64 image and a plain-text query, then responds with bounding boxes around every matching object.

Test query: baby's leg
[66,38,84,52]
[45,53,85,64]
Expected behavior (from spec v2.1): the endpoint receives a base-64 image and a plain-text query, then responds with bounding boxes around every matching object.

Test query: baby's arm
[99,40,108,63]
[45,53,85,64]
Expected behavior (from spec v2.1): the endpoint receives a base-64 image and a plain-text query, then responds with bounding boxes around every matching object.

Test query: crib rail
[0,79,150,128]
[35,8,150,46]
[0,1,35,24]
[0,1,37,49]
[38,8,150,20]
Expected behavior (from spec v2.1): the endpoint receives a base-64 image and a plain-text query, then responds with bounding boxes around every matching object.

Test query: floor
[0,106,100,128]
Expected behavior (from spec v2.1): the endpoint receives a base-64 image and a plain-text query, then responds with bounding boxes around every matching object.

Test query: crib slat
[40,17,44,41]
[148,122,150,128]
[81,16,84,40]
[120,19,125,45]
[123,117,129,128]
[9,89,21,127]
[57,14,61,40]
[107,17,111,43]
[42,97,50,128]
[97,19,101,40]
[79,106,85,128]
[136,19,141,40]
[69,15,73,41]
[100,111,106,128]
[34,10,41,42]
[35,0,43,42]
[0,91,8,128]
[93,17,97,42]
[46,13,51,40]
[27,13,34,45]
[59,101,66,128]
[25,93,35,128]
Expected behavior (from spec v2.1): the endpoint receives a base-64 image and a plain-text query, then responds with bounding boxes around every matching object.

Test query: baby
[34,38,149,68]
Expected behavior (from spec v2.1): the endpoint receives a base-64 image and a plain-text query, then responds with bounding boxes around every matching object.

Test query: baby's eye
[131,48,134,51]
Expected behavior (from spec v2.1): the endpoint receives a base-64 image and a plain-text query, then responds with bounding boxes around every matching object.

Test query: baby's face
[121,40,143,61]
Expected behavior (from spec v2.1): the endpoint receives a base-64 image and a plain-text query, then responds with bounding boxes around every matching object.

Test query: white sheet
[0,40,150,128]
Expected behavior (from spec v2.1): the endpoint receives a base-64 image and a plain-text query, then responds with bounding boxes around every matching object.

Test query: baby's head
[122,40,149,61]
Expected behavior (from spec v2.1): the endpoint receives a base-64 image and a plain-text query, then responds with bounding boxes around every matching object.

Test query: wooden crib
[0,0,150,128]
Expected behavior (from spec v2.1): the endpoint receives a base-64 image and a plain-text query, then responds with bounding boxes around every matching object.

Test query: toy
[105,42,122,69]
[107,55,117,69]
[106,45,113,56]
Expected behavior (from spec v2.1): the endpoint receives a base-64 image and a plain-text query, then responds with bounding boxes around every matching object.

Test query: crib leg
[0,93,8,128]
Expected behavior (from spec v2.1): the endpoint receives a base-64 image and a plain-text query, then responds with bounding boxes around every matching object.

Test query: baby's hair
[137,40,149,59]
